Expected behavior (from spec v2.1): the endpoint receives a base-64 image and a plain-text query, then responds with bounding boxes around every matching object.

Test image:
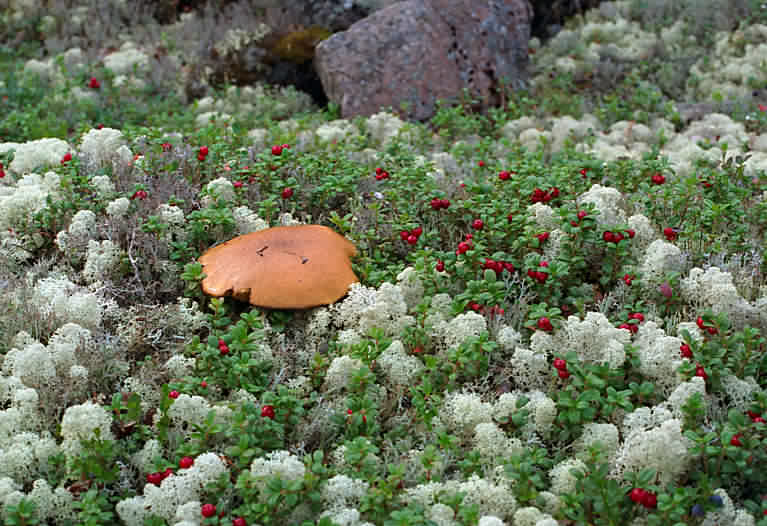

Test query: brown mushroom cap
[198,225,358,309]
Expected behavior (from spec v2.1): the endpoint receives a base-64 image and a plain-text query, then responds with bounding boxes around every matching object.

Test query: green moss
[270,26,332,64]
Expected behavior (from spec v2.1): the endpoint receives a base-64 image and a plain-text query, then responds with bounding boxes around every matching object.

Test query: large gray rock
[314,0,533,121]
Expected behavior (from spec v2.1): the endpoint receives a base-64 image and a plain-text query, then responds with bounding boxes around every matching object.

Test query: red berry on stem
[201,504,216,518]
[435,260,445,272]
[169,390,179,399]
[406,234,417,245]
[553,358,566,370]
[233,518,247,526]
[537,317,553,331]
[629,488,646,503]
[271,145,283,156]
[558,369,570,379]
[261,405,275,419]
[472,219,484,230]
[179,456,194,469]
[680,344,692,358]
[281,187,293,199]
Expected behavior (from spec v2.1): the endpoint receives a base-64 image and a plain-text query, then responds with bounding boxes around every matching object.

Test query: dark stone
[314,0,534,121]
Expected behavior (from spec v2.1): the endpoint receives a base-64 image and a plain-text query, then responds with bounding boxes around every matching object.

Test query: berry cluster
[482,257,515,277]
[537,317,554,332]
[629,487,657,508]
[527,261,550,284]
[552,357,569,378]
[146,467,173,486]
[399,226,423,246]
[375,167,390,180]
[618,312,645,334]
[696,316,719,335]
[531,186,559,203]
[603,229,635,243]
[218,338,230,355]
[271,143,289,156]
[429,197,450,210]
[455,233,474,255]
[197,145,209,162]
[651,173,665,185]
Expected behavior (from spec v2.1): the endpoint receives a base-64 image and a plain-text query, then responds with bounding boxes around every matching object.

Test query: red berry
[558,369,570,379]
[200,380,208,388]
[663,227,677,241]
[613,232,624,242]
[507,213,513,223]
[406,234,417,245]
[498,170,511,180]
[619,323,632,332]
[680,344,692,358]
[730,433,742,447]
[61,153,72,164]
[623,274,633,285]
[0,170,5,178]
[233,181,243,188]
[201,504,216,518]
[629,312,644,322]
[641,491,657,509]
[753,416,765,424]
[435,260,445,272]
[695,365,708,380]
[503,262,515,272]
[88,77,100,89]
[281,187,293,199]
[651,173,665,185]
[199,146,209,157]
[411,226,423,237]
[271,145,283,156]
[233,518,247,526]
[536,232,550,243]
[625,229,635,238]
[603,231,615,243]
[472,219,484,230]
[162,467,173,479]
[440,198,450,209]
[375,167,383,175]
[399,230,410,241]
[430,198,442,210]
[179,456,194,469]
[478,160,485,167]
[456,241,470,254]
[537,317,553,331]
[146,472,163,486]
[261,405,275,419]
[577,210,587,220]
[549,187,560,198]
[347,409,353,415]
[707,326,718,335]
[553,358,567,370]
[696,317,706,329]
[629,488,646,503]
[219,342,229,355]
[169,390,179,399]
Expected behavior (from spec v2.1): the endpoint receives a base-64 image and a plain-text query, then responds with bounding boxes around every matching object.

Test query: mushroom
[198,225,358,309]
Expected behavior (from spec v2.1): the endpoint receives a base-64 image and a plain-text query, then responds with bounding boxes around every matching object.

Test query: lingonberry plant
[1,4,767,525]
